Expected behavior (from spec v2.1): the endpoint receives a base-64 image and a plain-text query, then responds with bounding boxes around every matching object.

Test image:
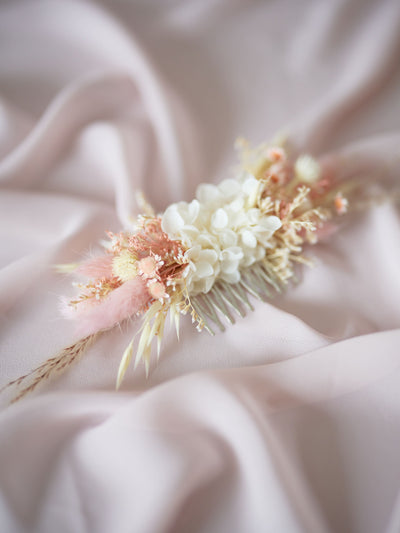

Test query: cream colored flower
[112,250,138,282]
[294,155,320,183]
[161,174,282,295]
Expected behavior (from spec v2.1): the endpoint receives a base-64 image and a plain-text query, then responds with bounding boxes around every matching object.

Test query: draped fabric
[0,1,400,532]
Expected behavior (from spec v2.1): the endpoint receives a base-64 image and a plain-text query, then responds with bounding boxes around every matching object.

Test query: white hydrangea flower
[161,174,282,295]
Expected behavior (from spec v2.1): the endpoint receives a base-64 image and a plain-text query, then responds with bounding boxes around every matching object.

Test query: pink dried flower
[148,280,169,301]
[106,231,128,253]
[138,255,163,279]
[128,218,185,261]
[334,193,348,215]
[267,147,285,162]
[265,162,289,186]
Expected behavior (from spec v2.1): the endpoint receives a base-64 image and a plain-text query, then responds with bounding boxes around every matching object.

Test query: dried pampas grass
[1,335,97,403]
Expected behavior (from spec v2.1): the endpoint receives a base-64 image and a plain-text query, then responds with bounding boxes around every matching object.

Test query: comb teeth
[191,262,283,334]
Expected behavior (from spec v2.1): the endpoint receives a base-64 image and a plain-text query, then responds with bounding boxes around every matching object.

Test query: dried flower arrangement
[3,138,357,402]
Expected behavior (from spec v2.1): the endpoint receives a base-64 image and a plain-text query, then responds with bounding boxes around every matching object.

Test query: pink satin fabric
[0,1,400,532]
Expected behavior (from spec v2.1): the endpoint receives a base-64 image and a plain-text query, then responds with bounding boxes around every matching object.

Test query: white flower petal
[197,234,218,248]
[199,276,215,294]
[194,261,214,278]
[204,277,215,293]
[220,258,239,274]
[180,225,200,239]
[196,183,221,204]
[188,199,200,222]
[162,205,185,235]
[263,215,282,232]
[229,197,244,212]
[242,176,259,198]
[254,245,266,261]
[199,249,218,264]
[219,229,237,248]
[221,246,244,262]
[185,245,202,261]
[229,210,247,228]
[211,208,228,229]
[247,207,261,224]
[218,179,241,197]
[255,233,274,248]
[241,230,257,248]
[242,254,256,267]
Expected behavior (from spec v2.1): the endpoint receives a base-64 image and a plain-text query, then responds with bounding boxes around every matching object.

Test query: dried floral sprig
[4,138,359,402]
[1,335,97,403]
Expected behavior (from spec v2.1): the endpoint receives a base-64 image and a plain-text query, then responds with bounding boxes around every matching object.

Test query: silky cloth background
[0,1,400,532]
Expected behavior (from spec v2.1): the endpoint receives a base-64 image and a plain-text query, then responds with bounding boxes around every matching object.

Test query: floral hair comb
[4,138,358,402]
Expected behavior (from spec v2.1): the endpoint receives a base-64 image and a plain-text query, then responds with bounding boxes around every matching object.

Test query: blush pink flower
[148,280,169,301]
[334,193,348,215]
[267,147,285,162]
[138,255,163,279]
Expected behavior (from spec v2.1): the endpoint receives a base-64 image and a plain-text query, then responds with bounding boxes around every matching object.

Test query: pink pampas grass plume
[76,256,113,278]
[59,295,98,319]
[76,277,151,337]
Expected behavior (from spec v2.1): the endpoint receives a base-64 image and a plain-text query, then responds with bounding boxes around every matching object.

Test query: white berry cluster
[161,173,282,295]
